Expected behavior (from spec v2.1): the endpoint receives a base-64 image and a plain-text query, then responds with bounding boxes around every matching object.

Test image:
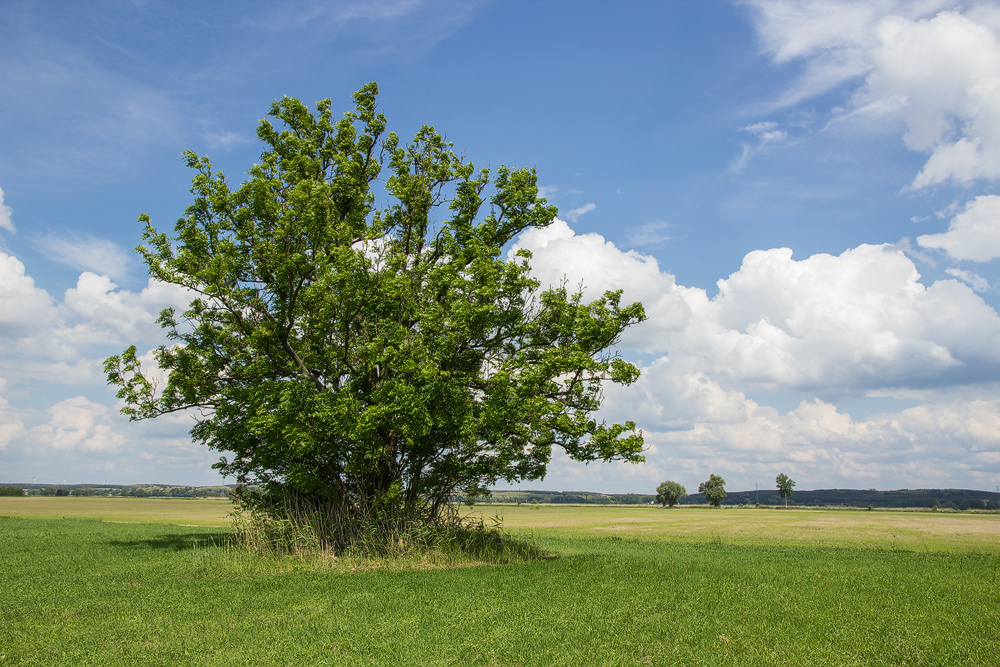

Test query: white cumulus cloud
[515,220,1000,393]
[547,369,1000,492]
[0,384,26,451]
[0,252,59,340]
[871,11,1000,188]
[0,251,191,370]
[513,220,1000,490]
[747,1,1000,189]
[30,396,127,453]
[60,272,192,347]
[918,194,1000,261]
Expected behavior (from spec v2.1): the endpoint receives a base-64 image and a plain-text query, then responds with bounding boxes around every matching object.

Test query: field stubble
[471,503,1000,554]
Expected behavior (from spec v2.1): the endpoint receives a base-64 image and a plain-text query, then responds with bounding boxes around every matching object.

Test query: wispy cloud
[0,1,487,182]
[744,0,915,110]
[252,0,486,57]
[204,131,249,150]
[0,186,13,234]
[536,184,558,199]
[254,0,426,28]
[0,29,182,178]
[946,268,990,293]
[32,233,132,282]
[564,203,596,223]
[627,221,673,247]
[745,1,1000,189]
[893,237,936,269]
[730,121,787,172]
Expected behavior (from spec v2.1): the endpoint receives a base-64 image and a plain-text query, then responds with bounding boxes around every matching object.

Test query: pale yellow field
[469,503,1000,554]
[3,497,999,553]
[0,496,232,526]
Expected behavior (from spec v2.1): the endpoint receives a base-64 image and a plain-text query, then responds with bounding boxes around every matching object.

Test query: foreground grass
[1,512,998,666]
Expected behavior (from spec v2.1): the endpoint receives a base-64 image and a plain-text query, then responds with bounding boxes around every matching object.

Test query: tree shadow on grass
[105,532,228,552]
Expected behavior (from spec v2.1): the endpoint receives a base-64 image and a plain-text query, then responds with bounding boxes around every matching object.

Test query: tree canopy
[105,83,646,536]
[699,474,726,507]
[656,480,687,508]
[776,473,795,507]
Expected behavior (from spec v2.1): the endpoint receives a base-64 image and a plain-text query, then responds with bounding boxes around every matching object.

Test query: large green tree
[105,83,646,534]
[699,474,726,507]
[656,480,687,508]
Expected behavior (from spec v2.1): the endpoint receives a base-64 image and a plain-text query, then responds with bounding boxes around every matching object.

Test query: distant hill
[6,483,998,510]
[482,488,999,510]
[9,483,231,498]
[487,490,652,505]
[685,487,999,510]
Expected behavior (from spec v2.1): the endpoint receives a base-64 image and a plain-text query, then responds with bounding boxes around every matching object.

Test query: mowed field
[0,496,232,526]
[1,498,998,666]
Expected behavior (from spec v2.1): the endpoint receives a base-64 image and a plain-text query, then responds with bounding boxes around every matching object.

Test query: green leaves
[656,480,688,507]
[699,474,727,507]
[776,473,796,505]
[107,83,647,518]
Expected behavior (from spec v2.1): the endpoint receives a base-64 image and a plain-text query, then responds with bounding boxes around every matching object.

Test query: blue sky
[3,0,1000,493]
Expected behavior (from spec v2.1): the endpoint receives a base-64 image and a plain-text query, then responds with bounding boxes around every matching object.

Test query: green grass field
[1,498,998,666]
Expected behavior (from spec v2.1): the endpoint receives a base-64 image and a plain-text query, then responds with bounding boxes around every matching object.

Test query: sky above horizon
[3,0,1000,493]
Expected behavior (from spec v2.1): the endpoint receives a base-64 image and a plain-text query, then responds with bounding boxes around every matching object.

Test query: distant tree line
[121,485,230,498]
[676,488,998,509]
[464,490,656,505]
[11,484,231,498]
[465,486,998,510]
[5,483,997,510]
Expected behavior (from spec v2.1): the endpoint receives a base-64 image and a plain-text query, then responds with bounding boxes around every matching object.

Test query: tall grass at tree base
[227,488,547,569]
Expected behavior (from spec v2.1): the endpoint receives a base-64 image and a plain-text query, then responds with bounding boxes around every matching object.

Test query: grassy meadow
[1,498,998,666]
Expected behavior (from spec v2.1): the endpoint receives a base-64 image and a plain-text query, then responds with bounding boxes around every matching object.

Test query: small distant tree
[656,480,687,508]
[0,486,24,497]
[775,473,795,508]
[699,474,726,507]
